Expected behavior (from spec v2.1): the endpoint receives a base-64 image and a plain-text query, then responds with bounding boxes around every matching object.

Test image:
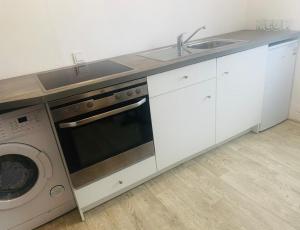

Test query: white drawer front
[75,156,157,210]
[147,59,216,98]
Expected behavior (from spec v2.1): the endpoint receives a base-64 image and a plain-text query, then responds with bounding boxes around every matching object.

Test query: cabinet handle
[183,75,189,79]
[118,180,123,185]
[206,96,212,99]
[223,72,229,75]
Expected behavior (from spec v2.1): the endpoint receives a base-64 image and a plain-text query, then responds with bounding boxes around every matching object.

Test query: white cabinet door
[150,79,216,170]
[216,46,268,143]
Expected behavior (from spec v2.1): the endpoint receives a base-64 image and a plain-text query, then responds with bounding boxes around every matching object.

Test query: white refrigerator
[260,40,299,131]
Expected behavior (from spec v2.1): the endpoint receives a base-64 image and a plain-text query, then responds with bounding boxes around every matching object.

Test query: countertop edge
[1,30,300,112]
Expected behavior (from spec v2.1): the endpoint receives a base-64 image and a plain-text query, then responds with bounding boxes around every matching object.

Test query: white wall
[2,0,299,121]
[246,0,300,121]
[0,0,247,80]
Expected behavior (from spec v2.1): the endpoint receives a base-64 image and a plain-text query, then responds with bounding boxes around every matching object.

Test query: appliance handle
[59,98,147,129]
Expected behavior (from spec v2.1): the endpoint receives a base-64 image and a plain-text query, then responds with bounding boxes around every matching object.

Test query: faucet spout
[184,26,206,44]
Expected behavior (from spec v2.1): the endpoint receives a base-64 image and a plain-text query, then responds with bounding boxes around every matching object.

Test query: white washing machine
[0,104,76,230]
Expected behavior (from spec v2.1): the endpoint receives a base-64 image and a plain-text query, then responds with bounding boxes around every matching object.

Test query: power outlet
[72,52,86,65]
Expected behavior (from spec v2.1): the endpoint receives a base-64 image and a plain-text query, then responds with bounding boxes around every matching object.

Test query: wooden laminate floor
[39,121,300,230]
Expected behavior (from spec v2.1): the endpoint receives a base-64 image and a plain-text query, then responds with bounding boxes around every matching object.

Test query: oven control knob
[86,101,94,108]
[74,105,80,112]
[115,94,122,100]
[127,91,133,97]
[135,88,142,94]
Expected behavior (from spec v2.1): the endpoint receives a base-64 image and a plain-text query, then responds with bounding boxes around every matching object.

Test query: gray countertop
[1,30,300,111]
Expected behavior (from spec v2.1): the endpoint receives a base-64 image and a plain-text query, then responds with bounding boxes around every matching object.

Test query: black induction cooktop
[38,60,133,90]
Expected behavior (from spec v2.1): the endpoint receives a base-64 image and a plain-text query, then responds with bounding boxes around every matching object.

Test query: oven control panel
[113,84,148,102]
[0,108,44,141]
[52,84,149,122]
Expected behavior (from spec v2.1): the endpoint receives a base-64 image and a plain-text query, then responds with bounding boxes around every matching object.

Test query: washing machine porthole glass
[0,154,39,200]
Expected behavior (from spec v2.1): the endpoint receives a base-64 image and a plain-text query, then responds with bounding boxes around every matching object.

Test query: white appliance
[0,105,76,230]
[260,40,299,131]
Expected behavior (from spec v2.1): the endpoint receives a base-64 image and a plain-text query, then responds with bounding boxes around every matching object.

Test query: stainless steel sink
[186,39,237,50]
[139,38,246,62]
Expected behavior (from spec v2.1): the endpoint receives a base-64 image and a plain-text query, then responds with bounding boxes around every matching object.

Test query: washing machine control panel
[0,109,44,141]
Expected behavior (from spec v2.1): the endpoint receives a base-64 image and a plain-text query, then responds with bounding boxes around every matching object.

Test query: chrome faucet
[177,26,206,56]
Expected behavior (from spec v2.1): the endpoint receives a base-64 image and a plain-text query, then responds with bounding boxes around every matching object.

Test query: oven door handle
[58,98,147,129]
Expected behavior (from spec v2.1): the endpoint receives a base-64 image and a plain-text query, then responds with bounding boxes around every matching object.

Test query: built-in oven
[50,78,154,189]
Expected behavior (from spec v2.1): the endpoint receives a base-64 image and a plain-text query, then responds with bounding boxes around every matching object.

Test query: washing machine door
[0,143,52,210]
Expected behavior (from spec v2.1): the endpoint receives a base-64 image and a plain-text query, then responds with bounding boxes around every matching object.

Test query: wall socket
[72,52,86,65]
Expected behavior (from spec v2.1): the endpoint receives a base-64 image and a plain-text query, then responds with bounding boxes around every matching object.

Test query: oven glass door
[56,96,153,177]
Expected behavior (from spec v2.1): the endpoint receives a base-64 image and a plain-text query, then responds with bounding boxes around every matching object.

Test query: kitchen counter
[1,30,299,111]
